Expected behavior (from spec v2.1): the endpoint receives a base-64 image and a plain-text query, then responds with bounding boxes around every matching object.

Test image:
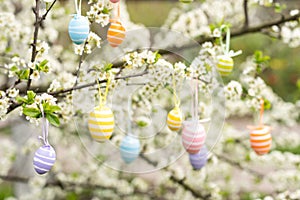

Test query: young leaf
[16,96,28,104]
[46,113,60,127]
[23,107,41,118]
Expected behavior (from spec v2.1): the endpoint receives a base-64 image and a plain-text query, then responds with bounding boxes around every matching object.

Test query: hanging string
[39,104,49,146]
[259,98,264,127]
[172,73,180,108]
[97,73,111,108]
[74,0,82,15]
[219,25,242,57]
[127,94,133,135]
[103,73,111,106]
[117,2,120,19]
[191,79,198,122]
[96,78,103,108]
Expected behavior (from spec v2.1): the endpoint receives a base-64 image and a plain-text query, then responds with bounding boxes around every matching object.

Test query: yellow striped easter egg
[88,106,114,142]
[107,19,126,47]
[217,55,234,76]
[167,107,183,131]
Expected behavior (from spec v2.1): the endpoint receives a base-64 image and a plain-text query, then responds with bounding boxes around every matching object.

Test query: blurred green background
[127,1,300,103]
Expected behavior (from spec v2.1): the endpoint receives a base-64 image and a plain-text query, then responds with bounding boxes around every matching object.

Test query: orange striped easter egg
[88,106,114,142]
[167,107,183,131]
[249,125,272,155]
[107,19,126,47]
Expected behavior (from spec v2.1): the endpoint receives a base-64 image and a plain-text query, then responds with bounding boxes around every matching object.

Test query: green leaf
[103,63,113,72]
[46,113,60,127]
[44,104,61,113]
[19,69,30,80]
[10,65,18,72]
[26,91,36,104]
[263,98,272,110]
[16,96,28,104]
[39,59,48,67]
[23,107,41,118]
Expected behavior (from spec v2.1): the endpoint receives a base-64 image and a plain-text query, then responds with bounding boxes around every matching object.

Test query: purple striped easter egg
[33,145,56,175]
[189,145,208,170]
[182,120,206,154]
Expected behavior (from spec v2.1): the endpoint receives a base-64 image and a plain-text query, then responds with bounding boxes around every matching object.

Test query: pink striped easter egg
[182,121,206,154]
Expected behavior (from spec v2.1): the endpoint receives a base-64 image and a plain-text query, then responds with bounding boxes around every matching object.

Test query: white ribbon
[220,25,242,57]
[39,104,49,146]
[74,0,82,15]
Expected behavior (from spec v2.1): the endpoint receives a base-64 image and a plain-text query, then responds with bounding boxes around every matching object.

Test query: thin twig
[73,42,87,87]
[160,12,300,54]
[48,70,148,96]
[27,0,57,90]
[243,0,249,29]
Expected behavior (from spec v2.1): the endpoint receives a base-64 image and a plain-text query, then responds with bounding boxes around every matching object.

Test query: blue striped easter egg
[120,135,140,164]
[189,145,208,170]
[68,14,90,45]
[33,145,56,175]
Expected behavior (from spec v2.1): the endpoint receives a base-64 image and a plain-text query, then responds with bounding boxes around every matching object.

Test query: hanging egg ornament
[68,14,90,45]
[120,135,140,164]
[167,107,183,131]
[33,145,56,175]
[107,19,126,47]
[88,106,115,142]
[217,55,234,76]
[249,125,272,155]
[189,145,208,170]
[182,121,206,154]
[179,0,193,3]
[110,0,120,3]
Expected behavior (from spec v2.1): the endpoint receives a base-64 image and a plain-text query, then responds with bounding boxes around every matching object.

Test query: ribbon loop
[259,98,264,127]
[97,72,112,108]
[172,73,180,108]
[190,79,198,122]
[39,104,49,146]
[74,0,82,15]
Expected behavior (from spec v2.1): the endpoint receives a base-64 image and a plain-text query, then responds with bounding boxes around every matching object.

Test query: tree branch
[243,0,249,29]
[48,70,148,96]
[163,12,300,54]
[0,174,166,199]
[27,0,57,90]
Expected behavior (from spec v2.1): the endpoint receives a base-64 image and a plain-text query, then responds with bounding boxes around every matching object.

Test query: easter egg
[120,135,140,164]
[182,121,206,154]
[88,106,115,142]
[107,19,126,47]
[179,0,193,3]
[217,55,234,76]
[33,145,56,175]
[110,0,120,3]
[68,14,90,45]
[189,145,208,170]
[167,107,183,132]
[249,125,272,155]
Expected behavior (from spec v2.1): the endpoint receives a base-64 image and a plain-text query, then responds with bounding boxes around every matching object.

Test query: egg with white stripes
[68,14,90,45]
[182,121,206,154]
[249,125,272,155]
[88,106,115,142]
[33,145,56,175]
[120,135,140,164]
[189,145,208,170]
[167,107,183,131]
[110,0,120,3]
[217,55,234,76]
[107,19,125,47]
